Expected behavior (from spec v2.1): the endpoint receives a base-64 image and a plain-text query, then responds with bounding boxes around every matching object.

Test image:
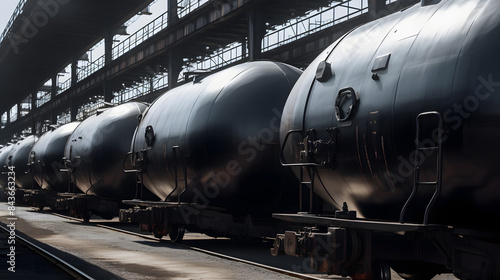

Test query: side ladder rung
[416,181,438,185]
[417,147,439,151]
[400,111,444,225]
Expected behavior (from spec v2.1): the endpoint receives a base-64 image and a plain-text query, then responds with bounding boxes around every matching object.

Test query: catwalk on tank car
[121,61,302,242]
[271,1,500,279]
[61,102,157,221]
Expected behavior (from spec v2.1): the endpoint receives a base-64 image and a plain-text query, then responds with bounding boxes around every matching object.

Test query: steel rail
[0,222,95,280]
[51,212,335,280]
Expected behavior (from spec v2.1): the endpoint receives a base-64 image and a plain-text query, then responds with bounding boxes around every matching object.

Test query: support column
[70,98,79,122]
[31,92,38,134]
[247,8,266,61]
[31,92,37,111]
[241,38,247,59]
[167,0,179,25]
[32,120,38,136]
[6,110,10,125]
[103,82,113,103]
[104,31,113,65]
[71,60,78,86]
[51,74,58,99]
[17,103,21,122]
[167,50,183,89]
[50,75,58,124]
[368,0,388,20]
[51,111,58,124]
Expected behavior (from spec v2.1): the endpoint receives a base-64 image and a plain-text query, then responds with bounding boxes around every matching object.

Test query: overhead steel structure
[0,0,418,142]
[0,0,154,115]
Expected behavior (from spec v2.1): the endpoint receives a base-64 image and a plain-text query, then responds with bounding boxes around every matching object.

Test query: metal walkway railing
[5,0,376,124]
[74,0,212,83]
[72,0,373,118]
[263,0,368,52]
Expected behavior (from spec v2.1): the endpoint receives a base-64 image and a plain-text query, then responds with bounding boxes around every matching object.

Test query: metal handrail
[70,0,239,87]
[123,151,142,173]
[280,129,324,167]
[262,0,368,52]
[62,0,368,107]
[186,42,246,72]
[112,12,169,60]
[47,0,372,125]
[399,111,443,225]
[178,0,210,18]
[112,74,169,104]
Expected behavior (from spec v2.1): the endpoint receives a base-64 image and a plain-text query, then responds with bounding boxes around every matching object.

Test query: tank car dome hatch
[280,0,500,233]
[8,135,39,189]
[30,122,80,193]
[63,102,156,201]
[130,61,303,217]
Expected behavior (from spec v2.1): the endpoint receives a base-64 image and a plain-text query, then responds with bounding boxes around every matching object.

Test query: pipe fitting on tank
[315,61,333,82]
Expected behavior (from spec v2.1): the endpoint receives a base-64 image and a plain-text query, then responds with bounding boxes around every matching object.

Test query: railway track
[51,212,332,280]
[0,221,94,280]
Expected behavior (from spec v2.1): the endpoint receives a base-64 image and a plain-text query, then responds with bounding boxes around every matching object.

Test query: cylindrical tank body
[30,122,80,192]
[64,102,147,199]
[8,135,38,189]
[0,145,14,189]
[281,0,500,232]
[131,61,302,217]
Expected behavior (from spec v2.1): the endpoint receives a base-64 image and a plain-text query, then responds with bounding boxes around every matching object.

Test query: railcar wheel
[169,224,185,243]
[393,262,440,280]
[397,272,437,280]
[153,233,163,240]
[151,224,163,240]
[372,261,391,280]
[82,210,91,222]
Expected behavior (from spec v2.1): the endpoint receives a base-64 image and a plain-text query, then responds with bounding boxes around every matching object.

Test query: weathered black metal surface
[281,0,500,232]
[64,102,148,200]
[30,122,80,192]
[131,61,302,218]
